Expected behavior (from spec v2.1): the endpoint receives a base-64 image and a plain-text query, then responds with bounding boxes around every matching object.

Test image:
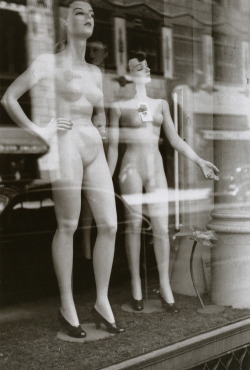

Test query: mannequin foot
[94,300,115,324]
[131,297,144,311]
[158,294,179,313]
[155,289,179,313]
[92,307,125,334]
[58,309,86,338]
[160,298,179,313]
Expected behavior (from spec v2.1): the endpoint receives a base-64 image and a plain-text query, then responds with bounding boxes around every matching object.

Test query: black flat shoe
[131,297,144,311]
[91,307,125,334]
[162,300,179,313]
[58,309,86,338]
[159,296,179,313]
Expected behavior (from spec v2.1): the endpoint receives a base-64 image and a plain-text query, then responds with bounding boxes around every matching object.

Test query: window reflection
[0,0,250,366]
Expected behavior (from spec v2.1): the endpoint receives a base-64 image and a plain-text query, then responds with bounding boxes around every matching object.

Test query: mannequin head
[62,1,94,40]
[128,52,151,85]
[87,40,108,67]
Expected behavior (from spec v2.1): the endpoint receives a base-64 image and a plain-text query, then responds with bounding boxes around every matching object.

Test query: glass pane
[1,1,250,369]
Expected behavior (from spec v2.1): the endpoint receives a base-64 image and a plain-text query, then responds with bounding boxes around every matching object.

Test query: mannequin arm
[162,99,219,180]
[1,54,57,141]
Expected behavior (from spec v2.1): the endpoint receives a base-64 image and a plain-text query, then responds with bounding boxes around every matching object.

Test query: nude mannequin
[2,0,124,337]
[108,53,219,312]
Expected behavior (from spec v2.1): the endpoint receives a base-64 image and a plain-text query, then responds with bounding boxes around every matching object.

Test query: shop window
[0,9,27,76]
[87,8,115,71]
[173,25,202,82]
[127,17,162,75]
[214,33,242,84]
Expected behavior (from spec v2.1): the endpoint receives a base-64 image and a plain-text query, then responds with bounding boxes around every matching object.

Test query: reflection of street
[202,129,250,140]
[122,187,212,217]
[214,165,250,203]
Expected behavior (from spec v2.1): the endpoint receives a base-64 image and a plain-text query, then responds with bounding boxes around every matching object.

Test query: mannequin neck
[65,36,87,65]
[134,84,147,101]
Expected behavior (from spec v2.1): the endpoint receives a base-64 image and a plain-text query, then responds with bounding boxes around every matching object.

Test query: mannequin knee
[127,219,142,234]
[57,218,79,234]
[98,220,117,237]
[152,221,169,238]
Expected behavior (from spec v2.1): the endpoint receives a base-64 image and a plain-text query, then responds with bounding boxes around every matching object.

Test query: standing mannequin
[1,0,124,337]
[108,52,219,312]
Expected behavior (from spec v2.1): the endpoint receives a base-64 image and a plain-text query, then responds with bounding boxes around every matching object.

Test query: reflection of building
[1,0,250,281]
[2,0,250,195]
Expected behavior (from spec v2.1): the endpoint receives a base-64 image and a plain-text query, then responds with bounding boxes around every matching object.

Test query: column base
[207,208,250,309]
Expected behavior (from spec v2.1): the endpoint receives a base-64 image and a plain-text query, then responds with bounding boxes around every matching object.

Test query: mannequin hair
[65,0,93,6]
[128,51,147,62]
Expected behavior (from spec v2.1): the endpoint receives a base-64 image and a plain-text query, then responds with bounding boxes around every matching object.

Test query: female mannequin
[108,53,219,312]
[2,0,124,337]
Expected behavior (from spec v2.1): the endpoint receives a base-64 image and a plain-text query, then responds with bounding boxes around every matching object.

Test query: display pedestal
[197,305,225,315]
[57,323,114,342]
[121,299,165,314]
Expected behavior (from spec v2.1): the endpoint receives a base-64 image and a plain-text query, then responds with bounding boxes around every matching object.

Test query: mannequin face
[128,58,151,84]
[66,1,94,39]
[87,41,108,66]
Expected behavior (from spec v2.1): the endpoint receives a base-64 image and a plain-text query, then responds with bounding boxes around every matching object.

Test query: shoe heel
[91,306,125,334]
[58,309,86,338]
[159,295,179,313]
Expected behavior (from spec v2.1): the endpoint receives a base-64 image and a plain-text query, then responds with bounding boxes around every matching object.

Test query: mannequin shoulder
[30,53,56,80]
[111,98,133,111]
[159,98,170,112]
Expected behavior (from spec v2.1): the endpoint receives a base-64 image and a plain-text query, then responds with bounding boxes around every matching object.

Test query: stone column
[206,4,250,308]
[207,119,250,308]
[208,209,250,308]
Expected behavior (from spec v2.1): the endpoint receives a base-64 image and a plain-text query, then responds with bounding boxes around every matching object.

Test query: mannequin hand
[96,124,107,140]
[36,118,73,143]
[199,159,220,181]
[35,118,56,143]
[56,118,73,131]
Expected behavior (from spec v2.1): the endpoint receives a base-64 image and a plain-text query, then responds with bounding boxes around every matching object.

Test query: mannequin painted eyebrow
[73,8,94,14]
[132,61,147,70]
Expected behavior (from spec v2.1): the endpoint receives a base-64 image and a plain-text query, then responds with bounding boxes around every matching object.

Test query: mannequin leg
[120,169,143,300]
[80,194,93,260]
[52,177,83,326]
[145,166,175,304]
[51,131,83,326]
[83,151,117,323]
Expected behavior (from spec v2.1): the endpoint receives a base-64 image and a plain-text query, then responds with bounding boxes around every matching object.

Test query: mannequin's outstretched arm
[162,99,219,180]
[107,102,120,176]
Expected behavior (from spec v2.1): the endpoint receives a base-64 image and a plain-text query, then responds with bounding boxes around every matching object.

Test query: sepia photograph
[0,0,250,369]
